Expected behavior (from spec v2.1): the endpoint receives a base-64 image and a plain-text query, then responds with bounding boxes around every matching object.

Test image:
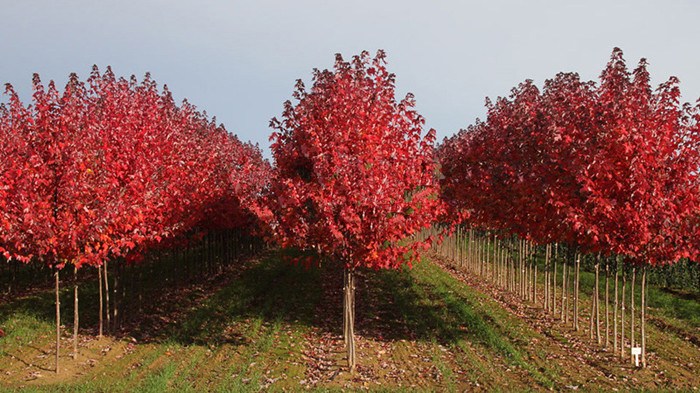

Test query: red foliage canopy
[0,67,270,269]
[268,50,443,270]
[439,48,700,266]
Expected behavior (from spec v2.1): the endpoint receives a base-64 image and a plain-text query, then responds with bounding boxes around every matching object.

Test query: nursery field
[0,250,698,392]
[3,45,700,393]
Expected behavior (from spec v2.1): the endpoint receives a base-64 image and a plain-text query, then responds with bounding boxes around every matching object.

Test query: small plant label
[631,347,642,367]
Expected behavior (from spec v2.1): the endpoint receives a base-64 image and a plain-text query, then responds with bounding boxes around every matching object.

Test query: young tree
[269,50,442,370]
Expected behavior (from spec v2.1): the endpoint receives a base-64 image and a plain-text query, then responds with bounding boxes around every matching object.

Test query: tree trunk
[641,266,647,368]
[520,239,524,299]
[343,267,348,345]
[553,244,557,317]
[55,268,61,373]
[590,264,595,340]
[605,261,609,348]
[467,229,473,273]
[621,270,626,360]
[457,226,462,268]
[561,252,567,323]
[631,267,636,365]
[531,242,536,302]
[544,244,550,310]
[595,262,601,345]
[574,253,580,331]
[73,265,79,359]
[533,260,538,304]
[526,242,530,300]
[98,265,103,338]
[567,255,572,324]
[104,262,110,333]
[493,236,498,283]
[614,263,618,354]
[486,235,491,281]
[344,267,356,371]
[504,240,508,289]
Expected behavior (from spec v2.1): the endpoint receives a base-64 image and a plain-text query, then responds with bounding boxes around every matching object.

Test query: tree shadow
[160,250,322,346]
[354,265,471,345]
[0,249,484,351]
[658,287,700,302]
[3,349,54,372]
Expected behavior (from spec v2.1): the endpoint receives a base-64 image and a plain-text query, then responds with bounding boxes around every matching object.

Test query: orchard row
[1,49,699,372]
[438,48,700,368]
[0,67,271,371]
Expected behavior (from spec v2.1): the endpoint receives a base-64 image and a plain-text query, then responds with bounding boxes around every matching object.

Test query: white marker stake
[631,347,642,367]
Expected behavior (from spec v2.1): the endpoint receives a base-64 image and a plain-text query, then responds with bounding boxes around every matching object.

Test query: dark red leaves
[439,48,700,267]
[0,67,270,269]
[268,50,443,270]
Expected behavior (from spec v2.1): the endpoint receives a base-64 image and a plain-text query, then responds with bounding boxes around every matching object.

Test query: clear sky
[2,1,699,158]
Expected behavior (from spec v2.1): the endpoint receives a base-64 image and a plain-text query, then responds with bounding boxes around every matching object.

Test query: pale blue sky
[2,1,699,157]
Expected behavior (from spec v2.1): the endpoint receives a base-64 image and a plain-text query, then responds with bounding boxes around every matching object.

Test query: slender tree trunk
[526,242,530,300]
[104,262,110,333]
[73,265,79,359]
[605,261,609,348]
[595,262,601,345]
[343,267,348,345]
[498,240,503,288]
[479,235,483,277]
[590,264,595,340]
[527,242,534,301]
[344,267,356,371]
[561,253,567,322]
[544,244,549,310]
[510,239,515,292]
[534,260,538,304]
[457,227,462,266]
[457,227,462,268]
[501,240,506,289]
[621,270,626,360]
[574,253,580,331]
[531,242,536,302]
[454,229,458,261]
[467,229,472,273]
[614,263,618,354]
[567,255,572,324]
[486,235,491,281]
[98,265,103,338]
[520,239,525,299]
[641,266,647,368]
[521,239,525,298]
[55,268,61,373]
[350,268,356,370]
[631,267,636,365]
[553,244,557,317]
[493,236,498,283]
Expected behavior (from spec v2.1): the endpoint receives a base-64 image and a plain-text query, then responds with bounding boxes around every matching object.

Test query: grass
[402,261,557,389]
[451,236,700,335]
[0,249,698,391]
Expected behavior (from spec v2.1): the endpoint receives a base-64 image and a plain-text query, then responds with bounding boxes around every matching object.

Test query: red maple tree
[268,50,443,369]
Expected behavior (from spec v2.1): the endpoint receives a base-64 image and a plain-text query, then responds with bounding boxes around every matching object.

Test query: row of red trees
[1,52,443,373]
[6,48,697,374]
[439,48,700,366]
[0,67,271,371]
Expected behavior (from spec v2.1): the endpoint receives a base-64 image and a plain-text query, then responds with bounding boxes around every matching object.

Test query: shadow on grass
[0,250,485,350]
[355,263,508,349]
[166,250,323,346]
